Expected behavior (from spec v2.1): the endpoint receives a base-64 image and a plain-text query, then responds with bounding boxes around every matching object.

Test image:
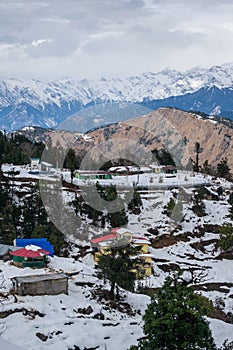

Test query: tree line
[69,183,142,228]
[0,171,66,255]
[0,131,44,166]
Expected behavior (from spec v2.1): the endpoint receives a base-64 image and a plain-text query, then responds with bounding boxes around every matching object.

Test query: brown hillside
[47,108,233,172]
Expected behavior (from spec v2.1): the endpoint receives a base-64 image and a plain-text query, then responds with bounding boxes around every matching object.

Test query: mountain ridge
[140,85,233,119]
[2,63,233,131]
[63,107,233,172]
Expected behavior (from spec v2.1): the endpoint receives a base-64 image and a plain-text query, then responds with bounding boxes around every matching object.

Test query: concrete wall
[14,278,68,296]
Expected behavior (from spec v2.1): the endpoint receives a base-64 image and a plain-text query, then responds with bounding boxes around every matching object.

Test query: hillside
[0,165,233,349]
[50,108,233,173]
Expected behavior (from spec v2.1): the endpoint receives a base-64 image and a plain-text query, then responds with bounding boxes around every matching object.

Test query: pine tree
[202,160,214,176]
[192,188,206,217]
[139,274,216,350]
[151,148,176,166]
[127,188,143,214]
[0,179,8,213]
[97,238,142,299]
[218,223,233,251]
[107,208,128,228]
[21,184,41,237]
[229,205,233,220]
[103,184,128,227]
[64,148,78,183]
[216,158,231,180]
[69,194,84,216]
[193,142,203,173]
[0,201,21,244]
[70,183,128,227]
[228,193,233,206]
[166,197,176,217]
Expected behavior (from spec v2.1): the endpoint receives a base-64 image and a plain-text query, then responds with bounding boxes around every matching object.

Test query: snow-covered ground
[0,257,149,350]
[69,170,212,189]
[2,164,213,188]
[1,165,233,349]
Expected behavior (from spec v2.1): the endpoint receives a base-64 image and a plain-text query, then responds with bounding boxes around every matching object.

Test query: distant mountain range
[140,85,233,120]
[2,63,233,132]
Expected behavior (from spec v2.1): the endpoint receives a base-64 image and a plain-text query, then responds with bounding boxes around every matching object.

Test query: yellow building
[90,228,153,277]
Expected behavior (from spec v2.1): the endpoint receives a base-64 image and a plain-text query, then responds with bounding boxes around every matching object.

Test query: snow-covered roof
[90,229,151,247]
[148,164,161,169]
[132,238,151,245]
[11,273,68,283]
[25,244,42,251]
[126,166,140,171]
[98,241,113,247]
[41,161,53,167]
[204,186,219,196]
[77,170,111,175]
[139,166,152,172]
[0,244,19,257]
[10,246,50,258]
[115,228,133,235]
[109,166,127,172]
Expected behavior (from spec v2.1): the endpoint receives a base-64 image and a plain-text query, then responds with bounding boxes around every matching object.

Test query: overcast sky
[1,0,233,81]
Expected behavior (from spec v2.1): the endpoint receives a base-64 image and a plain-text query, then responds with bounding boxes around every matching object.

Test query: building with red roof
[90,228,153,277]
[10,245,50,268]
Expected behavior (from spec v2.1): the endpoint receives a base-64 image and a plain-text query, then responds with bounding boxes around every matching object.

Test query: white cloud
[0,42,27,59]
[31,38,52,47]
[0,0,233,80]
[76,31,124,54]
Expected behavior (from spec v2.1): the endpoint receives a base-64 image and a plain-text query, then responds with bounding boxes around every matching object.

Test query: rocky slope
[51,108,233,172]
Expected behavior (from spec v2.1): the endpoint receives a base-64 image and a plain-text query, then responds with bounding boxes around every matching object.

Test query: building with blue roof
[14,238,54,256]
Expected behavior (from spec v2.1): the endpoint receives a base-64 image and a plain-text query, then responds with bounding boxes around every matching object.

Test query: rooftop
[113,227,132,235]
[132,238,151,245]
[91,233,116,244]
[11,273,68,283]
[10,245,50,258]
[0,244,19,256]
[162,165,177,170]
[76,170,112,175]
[91,230,150,245]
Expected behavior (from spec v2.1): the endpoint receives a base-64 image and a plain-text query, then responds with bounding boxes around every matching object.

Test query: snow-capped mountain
[2,63,233,131]
[140,85,233,119]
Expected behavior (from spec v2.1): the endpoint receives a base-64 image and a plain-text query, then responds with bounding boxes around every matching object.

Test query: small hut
[10,245,50,268]
[162,165,177,174]
[11,273,68,296]
[75,170,112,180]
